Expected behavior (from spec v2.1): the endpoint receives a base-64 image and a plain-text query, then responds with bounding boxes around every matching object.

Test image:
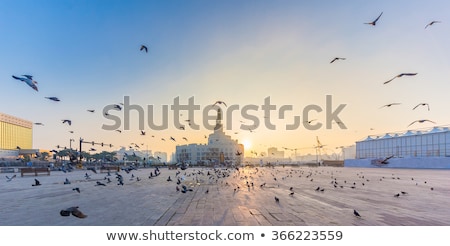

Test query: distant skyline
[1,0,449,157]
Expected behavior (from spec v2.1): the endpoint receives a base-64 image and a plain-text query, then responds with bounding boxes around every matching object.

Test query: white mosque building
[175,108,244,166]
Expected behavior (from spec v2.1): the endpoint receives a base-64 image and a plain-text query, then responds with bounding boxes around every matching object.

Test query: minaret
[214,108,223,132]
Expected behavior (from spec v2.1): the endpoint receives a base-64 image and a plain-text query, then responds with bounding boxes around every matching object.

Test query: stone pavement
[0,166,449,226]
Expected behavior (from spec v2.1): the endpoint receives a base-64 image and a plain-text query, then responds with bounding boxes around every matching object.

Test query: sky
[1,0,450,159]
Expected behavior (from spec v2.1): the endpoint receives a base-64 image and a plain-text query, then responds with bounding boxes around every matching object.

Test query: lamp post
[69,138,74,150]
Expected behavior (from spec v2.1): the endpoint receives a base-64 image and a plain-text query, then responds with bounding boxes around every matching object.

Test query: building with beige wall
[0,112,33,156]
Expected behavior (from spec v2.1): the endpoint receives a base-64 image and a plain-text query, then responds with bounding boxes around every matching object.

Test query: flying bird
[12,75,38,91]
[413,103,430,111]
[304,119,317,124]
[170,136,176,142]
[62,119,72,125]
[380,103,401,109]
[425,21,441,29]
[380,155,394,164]
[6,175,17,182]
[408,119,436,127]
[60,206,87,219]
[45,97,60,102]
[34,122,44,126]
[87,109,95,113]
[140,45,148,53]
[383,73,418,84]
[330,57,346,63]
[354,209,361,217]
[72,187,80,193]
[113,104,122,110]
[140,130,146,136]
[213,100,227,107]
[364,12,383,26]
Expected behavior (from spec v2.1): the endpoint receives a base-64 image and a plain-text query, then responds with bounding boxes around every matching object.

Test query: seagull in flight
[140,45,148,53]
[425,21,441,29]
[413,103,430,111]
[87,109,95,113]
[383,73,418,84]
[213,100,227,107]
[380,103,401,109]
[34,122,44,126]
[12,75,38,91]
[60,206,87,219]
[45,97,60,102]
[170,136,176,142]
[140,130,146,136]
[364,12,383,26]
[304,119,318,124]
[62,119,72,125]
[408,119,436,127]
[6,175,17,182]
[330,57,346,63]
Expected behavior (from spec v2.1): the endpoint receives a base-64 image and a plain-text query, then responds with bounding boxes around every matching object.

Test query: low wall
[344,157,450,169]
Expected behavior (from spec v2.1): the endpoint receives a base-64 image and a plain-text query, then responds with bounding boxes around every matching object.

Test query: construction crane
[314,136,326,164]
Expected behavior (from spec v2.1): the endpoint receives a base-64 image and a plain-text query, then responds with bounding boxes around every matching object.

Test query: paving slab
[0,166,449,226]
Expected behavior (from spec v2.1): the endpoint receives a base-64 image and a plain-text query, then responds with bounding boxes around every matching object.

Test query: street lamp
[69,139,75,150]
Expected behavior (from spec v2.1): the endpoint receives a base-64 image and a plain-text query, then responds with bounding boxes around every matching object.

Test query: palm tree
[39,152,49,161]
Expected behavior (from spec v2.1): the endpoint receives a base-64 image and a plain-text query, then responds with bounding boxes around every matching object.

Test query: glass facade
[356,127,450,159]
[0,113,33,150]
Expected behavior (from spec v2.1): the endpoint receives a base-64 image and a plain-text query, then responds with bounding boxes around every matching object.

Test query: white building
[154,151,168,162]
[356,126,450,159]
[175,108,244,166]
[345,126,450,169]
[115,147,151,161]
[268,147,284,158]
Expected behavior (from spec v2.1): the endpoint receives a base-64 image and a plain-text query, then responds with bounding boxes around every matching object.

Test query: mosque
[175,108,244,166]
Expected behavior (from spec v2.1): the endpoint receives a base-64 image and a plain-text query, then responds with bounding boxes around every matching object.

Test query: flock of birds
[3,165,439,224]
[11,45,232,153]
[7,8,446,160]
[329,12,441,130]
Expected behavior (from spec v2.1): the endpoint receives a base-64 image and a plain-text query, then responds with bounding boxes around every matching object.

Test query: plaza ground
[1,165,449,226]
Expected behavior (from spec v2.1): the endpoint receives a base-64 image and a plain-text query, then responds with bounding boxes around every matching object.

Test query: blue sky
[1,0,450,157]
